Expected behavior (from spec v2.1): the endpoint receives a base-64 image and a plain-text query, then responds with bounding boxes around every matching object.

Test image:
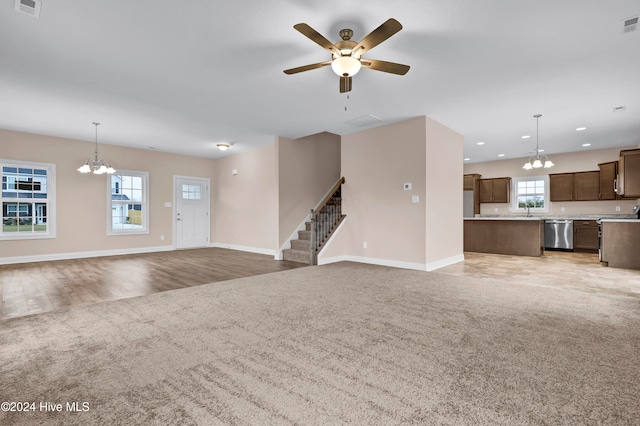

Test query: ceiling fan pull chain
[345,94,350,111]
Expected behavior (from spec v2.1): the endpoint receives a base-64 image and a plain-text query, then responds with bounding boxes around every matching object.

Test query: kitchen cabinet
[550,171,600,201]
[598,161,618,200]
[479,178,511,203]
[463,173,481,190]
[601,221,640,270]
[549,173,575,201]
[616,149,640,198]
[573,220,598,252]
[573,171,600,201]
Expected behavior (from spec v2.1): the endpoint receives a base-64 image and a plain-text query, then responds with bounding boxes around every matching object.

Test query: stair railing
[309,177,345,265]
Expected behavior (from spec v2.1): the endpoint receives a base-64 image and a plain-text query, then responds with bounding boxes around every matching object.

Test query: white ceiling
[1,0,639,163]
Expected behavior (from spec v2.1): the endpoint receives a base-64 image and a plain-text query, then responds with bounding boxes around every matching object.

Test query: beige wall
[464,146,638,216]
[320,116,464,270]
[1,129,216,262]
[425,117,464,266]
[213,144,278,253]
[277,132,341,248]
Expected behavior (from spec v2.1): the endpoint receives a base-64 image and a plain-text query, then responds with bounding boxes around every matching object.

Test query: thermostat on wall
[404,183,412,190]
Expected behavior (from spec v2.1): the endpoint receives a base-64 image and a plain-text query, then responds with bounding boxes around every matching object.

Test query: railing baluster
[308,177,345,265]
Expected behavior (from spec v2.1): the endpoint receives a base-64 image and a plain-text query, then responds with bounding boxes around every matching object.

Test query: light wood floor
[0,248,306,320]
[2,249,639,320]
[437,250,640,299]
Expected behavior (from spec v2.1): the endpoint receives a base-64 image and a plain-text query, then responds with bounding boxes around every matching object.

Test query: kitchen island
[464,218,545,257]
[600,219,640,270]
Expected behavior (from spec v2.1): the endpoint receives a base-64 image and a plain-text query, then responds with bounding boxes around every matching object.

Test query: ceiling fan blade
[360,59,410,75]
[340,76,352,93]
[352,18,403,56]
[293,23,340,56]
[284,61,331,75]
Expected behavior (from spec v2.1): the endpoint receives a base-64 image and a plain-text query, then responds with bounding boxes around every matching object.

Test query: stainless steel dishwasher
[544,219,573,250]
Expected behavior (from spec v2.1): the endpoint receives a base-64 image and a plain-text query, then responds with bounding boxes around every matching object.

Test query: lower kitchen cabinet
[601,221,640,269]
[573,220,598,252]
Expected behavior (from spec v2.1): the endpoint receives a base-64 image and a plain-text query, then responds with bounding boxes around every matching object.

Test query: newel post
[309,209,317,265]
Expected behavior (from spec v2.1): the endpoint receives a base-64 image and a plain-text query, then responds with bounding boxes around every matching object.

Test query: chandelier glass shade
[78,122,115,174]
[523,114,554,170]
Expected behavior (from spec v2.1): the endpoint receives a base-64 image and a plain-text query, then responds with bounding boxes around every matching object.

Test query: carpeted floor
[1,262,639,425]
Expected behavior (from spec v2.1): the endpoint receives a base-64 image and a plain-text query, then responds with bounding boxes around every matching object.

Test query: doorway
[174,176,210,249]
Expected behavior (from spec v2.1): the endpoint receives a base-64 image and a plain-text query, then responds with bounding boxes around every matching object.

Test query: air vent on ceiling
[622,16,638,33]
[613,105,627,112]
[346,114,383,127]
[15,0,41,18]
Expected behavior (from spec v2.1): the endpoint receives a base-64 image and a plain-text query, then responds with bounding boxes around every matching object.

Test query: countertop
[469,214,638,221]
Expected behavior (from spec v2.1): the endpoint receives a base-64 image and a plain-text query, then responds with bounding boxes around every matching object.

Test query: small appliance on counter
[634,205,640,219]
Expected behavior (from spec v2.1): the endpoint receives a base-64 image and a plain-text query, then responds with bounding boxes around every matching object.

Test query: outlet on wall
[363,242,367,249]
[615,206,621,212]
[160,235,165,241]
[561,207,565,212]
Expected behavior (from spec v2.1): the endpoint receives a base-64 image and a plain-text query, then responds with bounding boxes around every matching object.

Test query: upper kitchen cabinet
[616,148,640,198]
[463,173,481,190]
[549,173,574,201]
[573,171,600,201]
[598,161,618,200]
[479,177,511,203]
[550,171,600,201]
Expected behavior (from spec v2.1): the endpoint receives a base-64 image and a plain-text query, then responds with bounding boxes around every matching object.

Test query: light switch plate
[232,169,238,175]
[412,195,419,203]
[164,202,172,207]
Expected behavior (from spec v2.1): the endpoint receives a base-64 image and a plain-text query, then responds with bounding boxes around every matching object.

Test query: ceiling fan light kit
[284,18,410,93]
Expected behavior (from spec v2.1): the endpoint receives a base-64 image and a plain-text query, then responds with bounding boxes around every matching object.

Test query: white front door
[175,176,210,249]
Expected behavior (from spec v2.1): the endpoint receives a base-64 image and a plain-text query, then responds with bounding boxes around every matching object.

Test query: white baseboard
[211,242,277,257]
[425,253,465,271]
[318,252,464,272]
[0,245,175,266]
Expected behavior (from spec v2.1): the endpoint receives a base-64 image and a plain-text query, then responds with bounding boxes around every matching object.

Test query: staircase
[282,222,313,264]
[282,177,345,265]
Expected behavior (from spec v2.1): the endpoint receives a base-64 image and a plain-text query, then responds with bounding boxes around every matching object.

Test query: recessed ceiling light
[576,127,587,131]
[477,142,485,145]
[582,143,591,147]
[521,135,530,139]
[498,154,505,157]
[464,158,470,161]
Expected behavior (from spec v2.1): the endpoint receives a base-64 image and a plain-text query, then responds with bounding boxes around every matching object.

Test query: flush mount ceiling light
[217,143,230,151]
[523,114,554,170]
[77,122,115,175]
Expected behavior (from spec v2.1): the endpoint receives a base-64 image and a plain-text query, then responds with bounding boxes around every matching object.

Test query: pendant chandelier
[523,114,554,170]
[77,122,116,174]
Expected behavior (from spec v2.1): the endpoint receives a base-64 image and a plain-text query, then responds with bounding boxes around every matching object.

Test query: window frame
[106,170,149,236]
[511,175,550,213]
[1,159,56,241]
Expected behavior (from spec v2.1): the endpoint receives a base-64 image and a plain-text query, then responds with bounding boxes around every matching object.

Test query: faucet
[527,206,532,217]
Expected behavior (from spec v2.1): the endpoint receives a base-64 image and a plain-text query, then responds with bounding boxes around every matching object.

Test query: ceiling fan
[284,18,410,93]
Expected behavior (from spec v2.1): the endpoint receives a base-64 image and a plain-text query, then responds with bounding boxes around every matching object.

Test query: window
[1,160,56,240]
[512,175,549,213]
[108,171,149,235]
[182,184,201,200]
